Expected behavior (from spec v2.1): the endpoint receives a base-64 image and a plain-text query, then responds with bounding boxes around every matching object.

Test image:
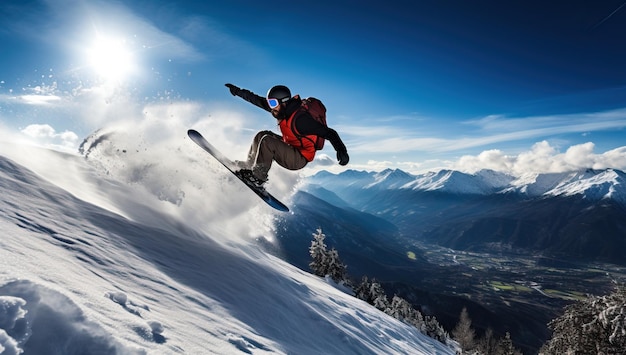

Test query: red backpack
[299,97,327,150]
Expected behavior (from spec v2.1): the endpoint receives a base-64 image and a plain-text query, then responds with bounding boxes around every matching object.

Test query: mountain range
[300,168,626,265]
[311,168,626,202]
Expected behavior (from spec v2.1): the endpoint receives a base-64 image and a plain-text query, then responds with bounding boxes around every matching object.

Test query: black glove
[225,83,240,96]
[337,150,349,166]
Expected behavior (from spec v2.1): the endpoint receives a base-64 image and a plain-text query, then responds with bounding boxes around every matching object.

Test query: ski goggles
[267,97,288,109]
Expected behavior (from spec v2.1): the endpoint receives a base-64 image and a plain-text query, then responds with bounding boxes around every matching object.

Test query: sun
[86,35,136,82]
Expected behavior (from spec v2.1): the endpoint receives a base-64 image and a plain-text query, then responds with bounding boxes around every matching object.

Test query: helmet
[266,85,291,103]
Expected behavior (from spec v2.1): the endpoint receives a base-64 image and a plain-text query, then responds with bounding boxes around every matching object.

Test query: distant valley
[273,168,626,354]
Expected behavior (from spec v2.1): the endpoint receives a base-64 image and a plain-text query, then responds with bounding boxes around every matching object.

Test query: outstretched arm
[225,83,271,112]
[326,128,350,166]
[295,113,349,166]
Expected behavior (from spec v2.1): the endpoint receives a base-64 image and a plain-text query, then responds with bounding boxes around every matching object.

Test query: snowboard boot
[234,169,267,190]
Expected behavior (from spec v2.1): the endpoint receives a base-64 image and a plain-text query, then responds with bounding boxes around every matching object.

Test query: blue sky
[1,0,626,174]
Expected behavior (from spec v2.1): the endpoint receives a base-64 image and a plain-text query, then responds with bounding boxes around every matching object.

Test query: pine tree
[405,307,425,333]
[387,295,413,320]
[452,307,475,353]
[369,279,390,311]
[424,315,448,343]
[354,276,373,303]
[308,228,348,283]
[308,228,328,277]
[541,282,626,354]
[388,295,429,335]
[477,327,498,355]
[326,247,347,283]
[495,332,521,355]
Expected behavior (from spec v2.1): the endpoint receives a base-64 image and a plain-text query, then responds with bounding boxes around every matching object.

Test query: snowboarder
[224,83,350,188]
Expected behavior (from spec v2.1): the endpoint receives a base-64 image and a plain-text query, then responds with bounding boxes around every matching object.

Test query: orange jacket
[279,110,317,162]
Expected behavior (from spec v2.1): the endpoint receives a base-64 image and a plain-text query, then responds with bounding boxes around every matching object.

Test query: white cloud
[358,141,626,176]
[454,149,515,173]
[22,124,57,138]
[18,95,62,105]
[21,124,79,152]
[0,84,64,106]
[452,141,626,176]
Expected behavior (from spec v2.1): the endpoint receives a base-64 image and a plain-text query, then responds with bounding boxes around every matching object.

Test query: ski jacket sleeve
[228,85,271,112]
[294,112,348,154]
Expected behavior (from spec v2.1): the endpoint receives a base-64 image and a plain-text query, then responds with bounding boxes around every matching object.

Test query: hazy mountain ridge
[312,168,626,203]
[305,168,626,265]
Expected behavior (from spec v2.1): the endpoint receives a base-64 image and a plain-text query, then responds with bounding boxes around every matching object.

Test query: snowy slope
[0,140,454,355]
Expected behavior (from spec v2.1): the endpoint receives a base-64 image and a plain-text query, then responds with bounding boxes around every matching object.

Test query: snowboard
[187,129,289,212]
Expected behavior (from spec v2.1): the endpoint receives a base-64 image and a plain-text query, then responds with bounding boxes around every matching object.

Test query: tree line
[308,228,449,345]
[451,282,626,355]
[451,306,522,355]
[307,228,626,355]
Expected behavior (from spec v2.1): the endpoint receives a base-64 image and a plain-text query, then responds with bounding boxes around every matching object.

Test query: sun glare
[87,36,136,82]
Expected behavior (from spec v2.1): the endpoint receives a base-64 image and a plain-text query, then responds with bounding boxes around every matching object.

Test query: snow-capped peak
[542,169,626,202]
[367,168,415,189]
[502,169,626,202]
[310,168,626,204]
[404,169,514,195]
